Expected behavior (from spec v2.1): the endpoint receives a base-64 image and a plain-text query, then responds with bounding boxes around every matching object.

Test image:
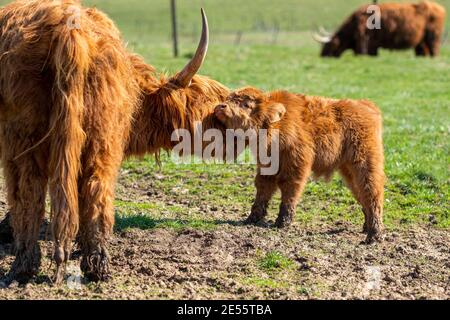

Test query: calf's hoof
[364,230,384,245]
[274,215,293,229]
[244,213,265,225]
[362,223,369,234]
[275,204,294,228]
[81,248,111,282]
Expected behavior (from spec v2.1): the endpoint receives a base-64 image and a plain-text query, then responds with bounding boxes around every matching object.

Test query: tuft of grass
[258,251,295,271]
[298,287,309,295]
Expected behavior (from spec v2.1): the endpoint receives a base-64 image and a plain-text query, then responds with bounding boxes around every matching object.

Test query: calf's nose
[214,104,228,114]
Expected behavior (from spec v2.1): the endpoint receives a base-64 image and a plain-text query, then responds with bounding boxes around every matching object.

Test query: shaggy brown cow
[0,0,228,283]
[314,1,446,57]
[214,87,385,243]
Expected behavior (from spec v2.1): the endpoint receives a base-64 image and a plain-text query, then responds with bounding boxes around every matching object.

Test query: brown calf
[215,87,385,243]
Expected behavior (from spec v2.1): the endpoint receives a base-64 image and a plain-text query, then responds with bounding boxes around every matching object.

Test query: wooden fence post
[170,0,179,57]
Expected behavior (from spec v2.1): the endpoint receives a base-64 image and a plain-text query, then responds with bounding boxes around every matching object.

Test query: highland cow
[0,0,228,283]
[214,88,385,243]
[314,1,446,57]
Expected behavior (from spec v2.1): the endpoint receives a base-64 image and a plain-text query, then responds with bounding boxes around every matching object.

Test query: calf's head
[214,88,286,131]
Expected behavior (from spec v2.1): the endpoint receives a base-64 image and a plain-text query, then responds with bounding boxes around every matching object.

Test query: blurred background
[75,0,450,46]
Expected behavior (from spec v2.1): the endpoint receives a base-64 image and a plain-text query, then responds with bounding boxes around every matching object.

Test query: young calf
[214,87,385,243]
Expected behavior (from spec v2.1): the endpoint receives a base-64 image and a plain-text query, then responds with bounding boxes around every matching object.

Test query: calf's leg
[340,165,369,233]
[347,161,385,243]
[275,165,311,228]
[245,173,278,224]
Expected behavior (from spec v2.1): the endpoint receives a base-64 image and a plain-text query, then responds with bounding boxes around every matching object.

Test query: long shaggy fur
[321,1,446,57]
[215,87,385,243]
[126,55,229,156]
[0,0,229,282]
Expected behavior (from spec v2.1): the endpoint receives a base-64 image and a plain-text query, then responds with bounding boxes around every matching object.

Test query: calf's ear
[267,103,286,123]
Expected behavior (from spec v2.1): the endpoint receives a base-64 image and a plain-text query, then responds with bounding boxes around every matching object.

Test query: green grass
[114,200,218,231]
[0,0,448,229]
[18,1,448,41]
[258,251,295,271]
[120,41,450,229]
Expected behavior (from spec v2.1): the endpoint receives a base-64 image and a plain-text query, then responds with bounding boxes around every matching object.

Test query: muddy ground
[0,172,449,300]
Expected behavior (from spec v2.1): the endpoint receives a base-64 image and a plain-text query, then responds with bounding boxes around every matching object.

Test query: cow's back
[0,0,139,138]
[375,3,427,49]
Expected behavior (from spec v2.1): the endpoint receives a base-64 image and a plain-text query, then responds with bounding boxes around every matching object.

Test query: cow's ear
[267,103,286,123]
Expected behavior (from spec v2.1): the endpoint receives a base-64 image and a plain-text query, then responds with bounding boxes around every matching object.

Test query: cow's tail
[48,16,89,279]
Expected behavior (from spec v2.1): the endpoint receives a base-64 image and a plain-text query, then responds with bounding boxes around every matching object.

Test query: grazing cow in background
[0,0,228,283]
[314,1,446,57]
[214,87,385,244]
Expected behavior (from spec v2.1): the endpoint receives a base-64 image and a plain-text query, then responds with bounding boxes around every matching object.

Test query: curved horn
[319,26,332,37]
[312,32,331,44]
[174,8,209,87]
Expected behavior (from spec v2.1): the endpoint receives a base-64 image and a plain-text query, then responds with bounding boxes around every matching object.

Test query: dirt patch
[0,218,449,299]
[0,170,449,299]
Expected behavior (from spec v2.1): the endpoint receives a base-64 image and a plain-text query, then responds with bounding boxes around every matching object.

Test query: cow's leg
[426,36,440,57]
[415,41,430,56]
[421,29,442,57]
[347,160,385,244]
[340,165,369,233]
[367,45,379,56]
[0,211,13,244]
[78,147,121,282]
[4,150,47,283]
[245,172,278,224]
[275,165,311,229]
[48,137,84,285]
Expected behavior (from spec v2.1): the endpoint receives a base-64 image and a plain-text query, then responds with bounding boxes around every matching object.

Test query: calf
[214,87,385,243]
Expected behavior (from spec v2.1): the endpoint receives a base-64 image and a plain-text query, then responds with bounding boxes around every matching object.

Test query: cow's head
[313,27,347,57]
[320,37,345,57]
[127,9,230,155]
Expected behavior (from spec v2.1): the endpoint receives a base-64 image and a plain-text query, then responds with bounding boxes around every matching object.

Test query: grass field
[0,0,449,299]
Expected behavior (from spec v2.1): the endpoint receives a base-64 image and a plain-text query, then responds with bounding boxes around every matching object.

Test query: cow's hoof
[0,213,14,244]
[8,245,41,284]
[81,248,111,282]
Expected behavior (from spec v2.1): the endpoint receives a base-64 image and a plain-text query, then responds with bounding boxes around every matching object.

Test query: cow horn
[312,32,331,43]
[174,8,209,87]
[319,26,332,37]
